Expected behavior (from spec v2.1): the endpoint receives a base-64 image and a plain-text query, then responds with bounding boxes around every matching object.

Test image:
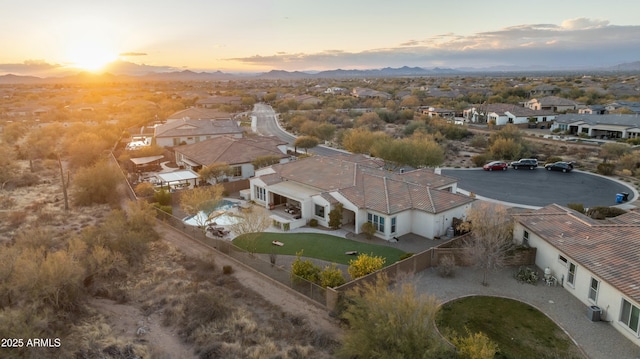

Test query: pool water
[183,200,240,227]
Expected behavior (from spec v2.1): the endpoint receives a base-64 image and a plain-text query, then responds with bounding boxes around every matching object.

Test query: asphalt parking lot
[441,168,636,208]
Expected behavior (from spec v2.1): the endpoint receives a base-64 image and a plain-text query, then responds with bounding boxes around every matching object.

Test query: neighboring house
[173,136,289,182]
[249,154,475,239]
[351,87,392,100]
[605,101,640,115]
[464,103,556,126]
[419,106,456,119]
[166,107,232,121]
[526,96,577,112]
[551,114,640,140]
[578,105,607,115]
[154,118,243,147]
[529,85,560,97]
[513,204,640,346]
[324,87,346,95]
[196,96,243,108]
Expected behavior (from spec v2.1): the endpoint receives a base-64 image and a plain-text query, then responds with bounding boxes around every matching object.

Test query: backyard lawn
[436,296,585,359]
[233,232,406,265]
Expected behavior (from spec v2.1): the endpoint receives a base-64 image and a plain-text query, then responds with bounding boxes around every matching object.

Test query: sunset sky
[1,0,640,76]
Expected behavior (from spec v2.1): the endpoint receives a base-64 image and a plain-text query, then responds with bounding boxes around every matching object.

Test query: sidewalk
[414,266,640,359]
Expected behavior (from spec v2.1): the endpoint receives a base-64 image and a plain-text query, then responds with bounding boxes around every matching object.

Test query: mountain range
[1,61,639,84]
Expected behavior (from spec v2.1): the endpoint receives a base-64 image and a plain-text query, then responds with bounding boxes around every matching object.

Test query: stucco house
[195,96,243,108]
[526,96,577,112]
[154,118,243,147]
[551,114,640,140]
[173,136,289,183]
[513,204,640,346]
[464,103,556,126]
[249,154,475,239]
[166,107,233,121]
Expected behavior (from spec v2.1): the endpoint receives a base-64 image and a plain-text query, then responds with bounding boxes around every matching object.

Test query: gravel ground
[413,266,640,359]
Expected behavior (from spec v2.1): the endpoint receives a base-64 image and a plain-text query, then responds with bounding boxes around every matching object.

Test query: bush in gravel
[223,265,233,274]
[438,255,456,278]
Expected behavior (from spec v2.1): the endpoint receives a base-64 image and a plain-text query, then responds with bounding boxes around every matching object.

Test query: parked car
[544,161,573,172]
[483,161,508,171]
[510,158,538,170]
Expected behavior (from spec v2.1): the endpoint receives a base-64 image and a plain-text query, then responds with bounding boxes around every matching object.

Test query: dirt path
[155,224,342,336]
[90,298,197,359]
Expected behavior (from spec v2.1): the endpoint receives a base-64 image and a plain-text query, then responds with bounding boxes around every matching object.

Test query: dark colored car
[544,161,573,172]
[483,161,508,171]
[510,158,538,170]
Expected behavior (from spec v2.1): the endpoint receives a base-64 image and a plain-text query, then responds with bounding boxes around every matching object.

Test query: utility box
[587,305,602,321]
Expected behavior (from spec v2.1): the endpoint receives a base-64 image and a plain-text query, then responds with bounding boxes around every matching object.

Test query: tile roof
[154,118,242,138]
[167,107,232,120]
[174,136,287,166]
[514,204,640,303]
[264,154,474,214]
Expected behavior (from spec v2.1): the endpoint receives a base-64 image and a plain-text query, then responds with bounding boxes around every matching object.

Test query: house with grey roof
[526,96,577,112]
[605,101,640,115]
[513,204,640,346]
[249,154,475,239]
[173,136,289,182]
[166,107,232,121]
[154,118,243,147]
[551,114,640,140]
[464,103,556,126]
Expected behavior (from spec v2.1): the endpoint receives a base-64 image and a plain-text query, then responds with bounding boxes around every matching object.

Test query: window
[620,299,640,335]
[255,186,266,201]
[523,230,529,245]
[367,213,385,233]
[588,278,599,302]
[231,166,242,177]
[315,204,325,218]
[391,217,396,234]
[567,262,577,286]
[558,255,568,267]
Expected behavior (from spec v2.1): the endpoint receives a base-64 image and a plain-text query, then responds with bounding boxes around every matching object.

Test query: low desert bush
[597,162,616,175]
[438,255,456,278]
[222,265,233,274]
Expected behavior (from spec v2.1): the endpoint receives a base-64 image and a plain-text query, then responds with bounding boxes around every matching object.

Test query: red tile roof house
[173,136,289,183]
[513,204,640,345]
[154,118,243,147]
[249,154,475,239]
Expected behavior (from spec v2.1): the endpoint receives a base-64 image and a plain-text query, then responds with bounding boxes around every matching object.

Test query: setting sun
[67,43,118,72]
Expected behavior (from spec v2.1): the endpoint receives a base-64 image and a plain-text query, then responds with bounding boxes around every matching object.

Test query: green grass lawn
[233,232,406,265]
[436,296,585,359]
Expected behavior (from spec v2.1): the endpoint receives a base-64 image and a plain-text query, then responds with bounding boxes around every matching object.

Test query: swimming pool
[182,199,240,227]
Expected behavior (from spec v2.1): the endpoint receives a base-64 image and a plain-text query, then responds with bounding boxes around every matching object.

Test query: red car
[483,161,508,171]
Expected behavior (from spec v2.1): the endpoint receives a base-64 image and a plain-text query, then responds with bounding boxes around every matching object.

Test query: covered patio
[155,169,199,191]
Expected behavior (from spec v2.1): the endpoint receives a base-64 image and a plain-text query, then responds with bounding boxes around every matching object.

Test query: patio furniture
[272,240,284,246]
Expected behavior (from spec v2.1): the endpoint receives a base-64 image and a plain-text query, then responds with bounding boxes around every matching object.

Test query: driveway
[441,168,636,208]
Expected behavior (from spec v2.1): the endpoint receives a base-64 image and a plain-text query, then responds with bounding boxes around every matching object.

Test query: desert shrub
[586,206,627,219]
[438,255,456,278]
[153,203,173,215]
[320,263,346,288]
[469,134,488,148]
[8,210,28,227]
[328,203,343,229]
[154,189,172,206]
[360,222,376,240]
[451,328,499,359]
[471,154,490,167]
[308,218,318,227]
[291,251,321,284]
[566,203,585,214]
[597,162,616,175]
[134,182,155,197]
[180,291,232,343]
[73,161,122,206]
[15,172,40,187]
[0,195,17,209]
[347,253,385,279]
[514,266,539,285]
[223,265,233,274]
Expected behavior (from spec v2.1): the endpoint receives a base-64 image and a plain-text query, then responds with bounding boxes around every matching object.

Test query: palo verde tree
[293,135,320,154]
[338,273,449,358]
[460,202,515,286]
[228,205,271,253]
[198,162,233,184]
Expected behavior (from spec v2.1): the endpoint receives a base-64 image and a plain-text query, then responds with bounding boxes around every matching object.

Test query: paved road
[441,168,636,208]
[252,103,346,157]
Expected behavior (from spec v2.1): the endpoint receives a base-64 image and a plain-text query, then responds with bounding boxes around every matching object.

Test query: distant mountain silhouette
[0,60,638,84]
